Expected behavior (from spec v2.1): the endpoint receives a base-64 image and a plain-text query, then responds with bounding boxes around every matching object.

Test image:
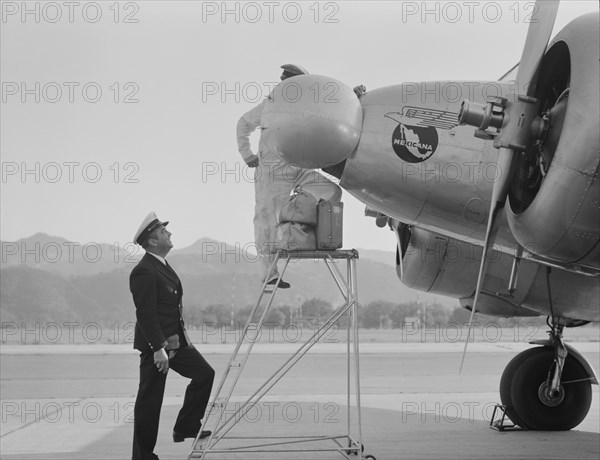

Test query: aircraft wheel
[500,347,592,430]
[499,347,533,428]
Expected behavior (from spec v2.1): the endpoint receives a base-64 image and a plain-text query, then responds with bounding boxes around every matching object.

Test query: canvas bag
[275,222,317,251]
[298,180,342,203]
[278,189,318,225]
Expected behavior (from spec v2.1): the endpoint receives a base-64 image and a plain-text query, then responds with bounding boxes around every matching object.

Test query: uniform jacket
[130,253,190,352]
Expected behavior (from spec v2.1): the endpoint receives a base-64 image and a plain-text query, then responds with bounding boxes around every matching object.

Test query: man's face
[149,225,173,252]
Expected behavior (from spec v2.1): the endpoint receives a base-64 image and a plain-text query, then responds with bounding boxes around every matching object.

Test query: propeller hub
[458,98,505,140]
[459,99,505,131]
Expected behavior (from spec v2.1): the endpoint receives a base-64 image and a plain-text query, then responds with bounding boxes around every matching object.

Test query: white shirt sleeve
[236,98,267,162]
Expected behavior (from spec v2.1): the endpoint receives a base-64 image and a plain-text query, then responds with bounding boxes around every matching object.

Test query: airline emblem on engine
[390,123,439,163]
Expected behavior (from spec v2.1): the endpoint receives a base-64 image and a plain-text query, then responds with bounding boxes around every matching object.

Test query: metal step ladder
[188,249,376,459]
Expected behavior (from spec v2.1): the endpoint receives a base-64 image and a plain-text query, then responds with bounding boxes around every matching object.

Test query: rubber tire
[500,347,592,430]
[500,347,533,428]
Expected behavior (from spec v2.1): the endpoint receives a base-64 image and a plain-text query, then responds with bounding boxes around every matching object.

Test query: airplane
[259,0,599,431]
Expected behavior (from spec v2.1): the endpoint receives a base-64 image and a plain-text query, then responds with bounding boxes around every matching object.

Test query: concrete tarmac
[1,343,599,460]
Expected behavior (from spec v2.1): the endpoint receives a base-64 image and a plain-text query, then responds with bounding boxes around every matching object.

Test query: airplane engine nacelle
[261,75,363,169]
[397,225,483,299]
[395,224,600,320]
[395,225,539,317]
[507,13,600,267]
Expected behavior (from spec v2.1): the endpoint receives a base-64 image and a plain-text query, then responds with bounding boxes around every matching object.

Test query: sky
[1,0,598,252]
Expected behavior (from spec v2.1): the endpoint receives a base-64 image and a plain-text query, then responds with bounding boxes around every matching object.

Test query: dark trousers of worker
[132,345,215,460]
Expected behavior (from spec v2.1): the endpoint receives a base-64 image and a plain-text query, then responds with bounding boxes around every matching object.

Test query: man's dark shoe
[266,278,290,289]
[172,430,211,442]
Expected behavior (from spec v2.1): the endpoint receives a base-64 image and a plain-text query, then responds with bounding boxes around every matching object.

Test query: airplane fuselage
[342,81,518,249]
[338,78,599,322]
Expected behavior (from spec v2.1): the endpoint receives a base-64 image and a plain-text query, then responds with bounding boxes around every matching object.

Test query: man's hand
[245,154,259,168]
[154,348,169,374]
[353,85,366,97]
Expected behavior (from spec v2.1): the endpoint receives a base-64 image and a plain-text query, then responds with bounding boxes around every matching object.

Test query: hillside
[0,234,457,324]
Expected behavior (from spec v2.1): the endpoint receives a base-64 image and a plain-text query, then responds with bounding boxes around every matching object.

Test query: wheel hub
[538,381,565,407]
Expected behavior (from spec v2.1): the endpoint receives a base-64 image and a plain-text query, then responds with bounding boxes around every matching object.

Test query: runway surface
[1,342,599,459]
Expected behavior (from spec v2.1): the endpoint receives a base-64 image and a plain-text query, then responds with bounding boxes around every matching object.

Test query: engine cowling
[507,13,600,267]
[260,75,363,169]
[397,225,479,298]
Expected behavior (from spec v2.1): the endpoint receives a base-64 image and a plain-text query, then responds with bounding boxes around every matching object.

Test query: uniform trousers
[132,345,215,460]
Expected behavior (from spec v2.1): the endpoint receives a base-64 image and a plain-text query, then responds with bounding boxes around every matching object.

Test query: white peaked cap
[133,211,169,245]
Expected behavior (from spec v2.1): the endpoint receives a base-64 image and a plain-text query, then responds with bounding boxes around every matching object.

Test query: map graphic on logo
[391,123,439,163]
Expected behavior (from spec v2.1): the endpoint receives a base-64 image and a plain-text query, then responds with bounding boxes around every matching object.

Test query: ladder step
[208,399,225,410]
[230,361,241,367]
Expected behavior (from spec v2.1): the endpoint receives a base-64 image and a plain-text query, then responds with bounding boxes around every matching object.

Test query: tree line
[184,298,549,329]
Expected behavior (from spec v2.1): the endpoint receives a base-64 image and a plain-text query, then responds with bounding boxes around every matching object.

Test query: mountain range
[0,233,457,325]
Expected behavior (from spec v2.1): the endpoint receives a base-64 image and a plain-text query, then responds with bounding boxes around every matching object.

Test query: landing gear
[499,320,593,430]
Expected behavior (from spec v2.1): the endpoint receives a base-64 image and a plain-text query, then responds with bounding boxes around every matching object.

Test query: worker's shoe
[266,278,290,289]
[172,430,211,442]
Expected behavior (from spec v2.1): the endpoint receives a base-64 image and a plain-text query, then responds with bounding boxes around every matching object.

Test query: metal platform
[189,249,376,459]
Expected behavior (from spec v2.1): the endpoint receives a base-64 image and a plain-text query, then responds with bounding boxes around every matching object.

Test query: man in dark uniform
[130,212,215,460]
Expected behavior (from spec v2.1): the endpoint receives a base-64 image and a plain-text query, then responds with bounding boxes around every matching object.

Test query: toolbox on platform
[316,200,343,250]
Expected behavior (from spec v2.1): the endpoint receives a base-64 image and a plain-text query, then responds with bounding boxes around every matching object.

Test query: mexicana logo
[391,123,439,163]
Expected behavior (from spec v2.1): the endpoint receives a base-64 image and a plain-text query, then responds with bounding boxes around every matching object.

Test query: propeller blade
[394,223,405,280]
[459,0,559,372]
[515,0,560,97]
[459,148,515,373]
